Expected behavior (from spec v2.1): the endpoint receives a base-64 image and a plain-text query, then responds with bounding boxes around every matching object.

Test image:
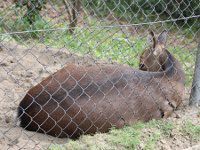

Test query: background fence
[0,0,199,149]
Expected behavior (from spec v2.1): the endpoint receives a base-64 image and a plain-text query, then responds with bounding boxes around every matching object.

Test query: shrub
[83,0,199,28]
[14,0,47,24]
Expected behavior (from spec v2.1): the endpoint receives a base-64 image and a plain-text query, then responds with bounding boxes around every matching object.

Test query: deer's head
[139,30,169,72]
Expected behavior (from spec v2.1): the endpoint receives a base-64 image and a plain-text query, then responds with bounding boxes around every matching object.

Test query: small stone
[10,60,14,63]
[5,116,11,123]
[26,72,33,78]
[175,114,181,118]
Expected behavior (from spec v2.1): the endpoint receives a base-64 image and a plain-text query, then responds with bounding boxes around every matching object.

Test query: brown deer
[17,30,185,139]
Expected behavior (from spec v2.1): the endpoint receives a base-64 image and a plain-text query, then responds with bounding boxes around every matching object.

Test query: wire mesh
[0,0,199,149]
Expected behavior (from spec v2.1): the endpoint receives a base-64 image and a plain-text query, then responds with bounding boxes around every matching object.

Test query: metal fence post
[189,34,200,106]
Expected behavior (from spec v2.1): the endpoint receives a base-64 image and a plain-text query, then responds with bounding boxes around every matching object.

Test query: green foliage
[15,0,47,24]
[83,0,199,30]
[5,16,52,40]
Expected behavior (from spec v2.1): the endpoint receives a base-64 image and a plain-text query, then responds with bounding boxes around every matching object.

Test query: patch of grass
[182,121,200,141]
[47,144,66,150]
[169,45,196,86]
[2,15,53,41]
[47,119,200,150]
[62,140,85,150]
[47,134,117,150]
[66,134,115,150]
[143,132,161,150]
[43,27,143,67]
[140,120,173,150]
[147,120,174,137]
[48,120,168,150]
[108,123,144,149]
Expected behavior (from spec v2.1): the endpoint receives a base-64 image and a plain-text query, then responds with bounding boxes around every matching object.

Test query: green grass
[2,17,53,40]
[46,119,200,150]
[108,123,144,149]
[146,120,174,137]
[182,121,200,141]
[47,123,145,150]
[143,132,161,150]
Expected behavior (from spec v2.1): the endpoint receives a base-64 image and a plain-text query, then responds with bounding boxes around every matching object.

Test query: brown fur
[18,30,185,139]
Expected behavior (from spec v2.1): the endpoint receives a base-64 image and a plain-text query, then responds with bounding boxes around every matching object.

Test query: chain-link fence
[0,0,199,149]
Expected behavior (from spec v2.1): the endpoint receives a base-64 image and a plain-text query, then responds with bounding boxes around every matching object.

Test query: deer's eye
[139,63,145,69]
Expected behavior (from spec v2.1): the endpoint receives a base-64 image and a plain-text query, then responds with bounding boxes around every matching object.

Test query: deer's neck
[162,50,185,83]
[134,51,185,84]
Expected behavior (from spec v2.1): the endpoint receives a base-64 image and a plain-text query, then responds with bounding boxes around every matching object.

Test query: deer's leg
[160,101,174,119]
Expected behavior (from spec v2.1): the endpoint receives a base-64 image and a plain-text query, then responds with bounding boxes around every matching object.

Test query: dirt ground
[151,107,200,150]
[0,41,199,150]
[0,41,98,150]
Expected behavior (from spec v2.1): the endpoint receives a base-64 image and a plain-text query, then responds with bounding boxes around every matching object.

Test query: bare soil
[0,41,98,150]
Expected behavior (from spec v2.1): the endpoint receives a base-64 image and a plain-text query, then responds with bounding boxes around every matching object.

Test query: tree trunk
[63,0,81,34]
[189,33,200,106]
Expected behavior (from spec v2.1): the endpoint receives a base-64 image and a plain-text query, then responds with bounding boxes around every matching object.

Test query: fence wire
[0,0,200,149]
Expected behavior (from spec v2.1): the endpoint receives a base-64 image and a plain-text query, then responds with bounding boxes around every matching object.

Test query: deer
[17,30,185,139]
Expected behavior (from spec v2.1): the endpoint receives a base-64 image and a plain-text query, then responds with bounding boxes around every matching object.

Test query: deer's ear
[153,30,168,56]
[147,30,156,48]
[157,30,168,45]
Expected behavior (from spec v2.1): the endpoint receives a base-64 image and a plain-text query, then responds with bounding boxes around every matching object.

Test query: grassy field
[46,118,200,150]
